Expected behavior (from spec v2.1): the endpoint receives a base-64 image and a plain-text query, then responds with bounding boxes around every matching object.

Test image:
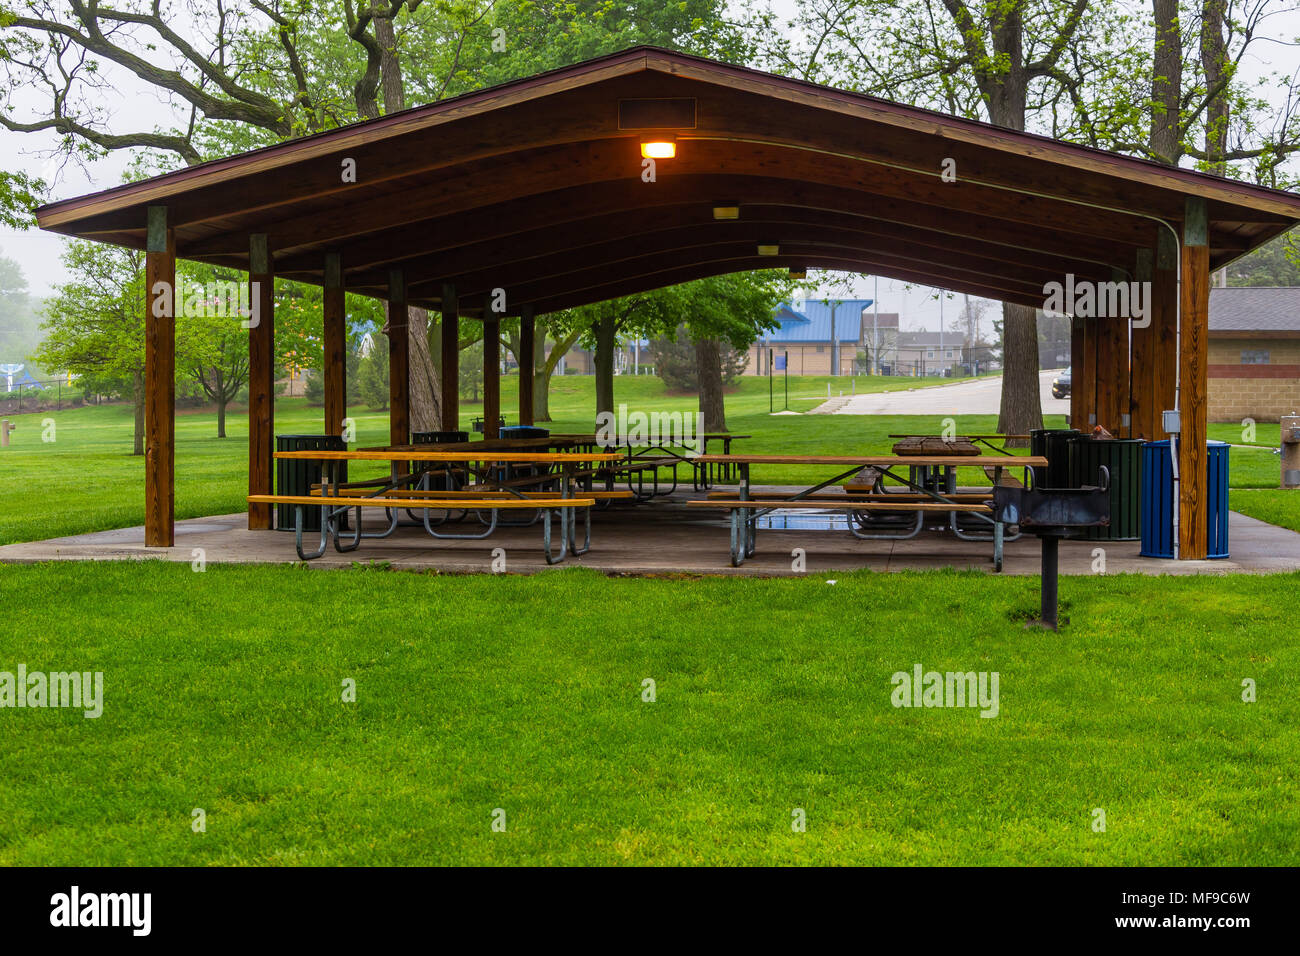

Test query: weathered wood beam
[521,254,1047,315]
[185,141,1157,260]
[248,234,275,530]
[144,206,175,547]
[1070,316,1088,430]
[1179,198,1211,560]
[1094,267,1130,435]
[1128,249,1156,441]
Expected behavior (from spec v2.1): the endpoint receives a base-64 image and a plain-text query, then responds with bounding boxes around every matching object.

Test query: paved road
[827,369,1070,417]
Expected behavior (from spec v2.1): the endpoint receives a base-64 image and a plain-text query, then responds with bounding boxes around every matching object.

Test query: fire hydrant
[0,419,14,448]
[1282,414,1300,488]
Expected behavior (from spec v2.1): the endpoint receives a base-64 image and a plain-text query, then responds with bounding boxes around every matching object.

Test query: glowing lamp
[640,141,676,159]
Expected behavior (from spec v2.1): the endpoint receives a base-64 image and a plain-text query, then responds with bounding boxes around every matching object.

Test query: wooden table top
[887,434,1030,440]
[277,449,621,462]
[692,454,1047,467]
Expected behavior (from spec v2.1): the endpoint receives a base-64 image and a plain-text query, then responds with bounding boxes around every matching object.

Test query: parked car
[1051,368,1071,399]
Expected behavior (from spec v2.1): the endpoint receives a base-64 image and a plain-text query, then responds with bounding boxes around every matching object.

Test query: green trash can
[276,434,347,532]
[1067,437,1142,540]
[1030,428,1080,488]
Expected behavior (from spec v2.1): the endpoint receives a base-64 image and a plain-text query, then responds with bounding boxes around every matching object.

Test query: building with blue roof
[746,299,901,375]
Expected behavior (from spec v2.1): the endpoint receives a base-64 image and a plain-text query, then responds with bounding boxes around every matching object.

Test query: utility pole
[829,301,838,376]
[873,276,880,375]
[939,294,945,377]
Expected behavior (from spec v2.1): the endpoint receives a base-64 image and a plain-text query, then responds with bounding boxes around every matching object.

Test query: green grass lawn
[6,371,1295,544]
[1,561,1295,866]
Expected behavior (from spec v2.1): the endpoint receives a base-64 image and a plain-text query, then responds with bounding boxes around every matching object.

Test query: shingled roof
[1210,287,1300,334]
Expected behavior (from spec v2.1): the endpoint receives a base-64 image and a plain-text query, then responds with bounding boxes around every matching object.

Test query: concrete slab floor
[1,489,1298,577]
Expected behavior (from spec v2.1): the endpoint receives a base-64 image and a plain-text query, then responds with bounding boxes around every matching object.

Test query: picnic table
[545,432,751,494]
[687,453,1047,569]
[257,448,622,563]
[888,433,1029,456]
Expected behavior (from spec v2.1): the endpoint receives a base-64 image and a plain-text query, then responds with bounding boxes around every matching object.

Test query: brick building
[1209,287,1300,422]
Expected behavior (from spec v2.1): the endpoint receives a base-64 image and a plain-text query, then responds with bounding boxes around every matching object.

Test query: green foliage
[0,170,45,230]
[33,241,148,388]
[1228,228,1300,287]
[356,331,390,410]
[0,249,41,369]
[650,323,747,391]
[459,335,484,401]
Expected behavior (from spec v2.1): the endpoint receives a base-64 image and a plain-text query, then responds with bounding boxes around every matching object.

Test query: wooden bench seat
[248,493,594,564]
[250,494,589,510]
[688,499,992,513]
[322,487,634,501]
[707,491,992,502]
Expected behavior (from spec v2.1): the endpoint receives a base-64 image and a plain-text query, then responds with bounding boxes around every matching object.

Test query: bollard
[1282,414,1300,488]
[0,419,13,448]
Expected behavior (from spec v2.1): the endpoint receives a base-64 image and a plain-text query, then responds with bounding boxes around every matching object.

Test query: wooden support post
[248,234,275,530]
[1069,315,1085,429]
[1152,231,1179,439]
[483,314,501,439]
[518,304,535,426]
[1179,198,1210,560]
[144,206,175,547]
[387,269,410,448]
[1095,267,1131,435]
[441,283,459,431]
[1129,249,1156,441]
[323,253,346,439]
[1078,317,1097,432]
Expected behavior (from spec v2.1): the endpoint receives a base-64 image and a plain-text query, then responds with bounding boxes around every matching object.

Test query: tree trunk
[533,321,552,422]
[214,367,226,438]
[996,302,1043,441]
[373,14,440,435]
[695,338,727,432]
[407,306,440,432]
[594,314,617,420]
[979,16,1039,443]
[1151,0,1183,164]
[132,368,145,457]
[1200,0,1229,175]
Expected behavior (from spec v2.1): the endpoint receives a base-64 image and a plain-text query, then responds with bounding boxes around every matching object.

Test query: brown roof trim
[37,45,1300,227]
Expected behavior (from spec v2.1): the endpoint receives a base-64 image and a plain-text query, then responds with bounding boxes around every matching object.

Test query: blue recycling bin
[1140,440,1229,559]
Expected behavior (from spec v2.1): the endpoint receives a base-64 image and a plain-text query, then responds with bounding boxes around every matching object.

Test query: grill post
[1040,536,1059,630]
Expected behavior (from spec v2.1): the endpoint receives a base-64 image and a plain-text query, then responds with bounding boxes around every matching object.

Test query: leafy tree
[33,241,155,453]
[1227,228,1300,286]
[356,328,390,411]
[651,325,748,392]
[0,249,40,369]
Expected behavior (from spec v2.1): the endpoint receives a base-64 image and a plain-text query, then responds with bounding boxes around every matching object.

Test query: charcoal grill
[993,467,1111,629]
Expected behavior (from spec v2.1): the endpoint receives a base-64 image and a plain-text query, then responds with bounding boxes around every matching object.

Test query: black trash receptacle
[1068,437,1143,540]
[499,425,550,439]
[276,434,346,532]
[1030,428,1080,488]
[412,431,469,444]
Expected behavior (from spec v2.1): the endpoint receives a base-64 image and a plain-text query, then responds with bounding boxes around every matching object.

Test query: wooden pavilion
[35,46,1300,559]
